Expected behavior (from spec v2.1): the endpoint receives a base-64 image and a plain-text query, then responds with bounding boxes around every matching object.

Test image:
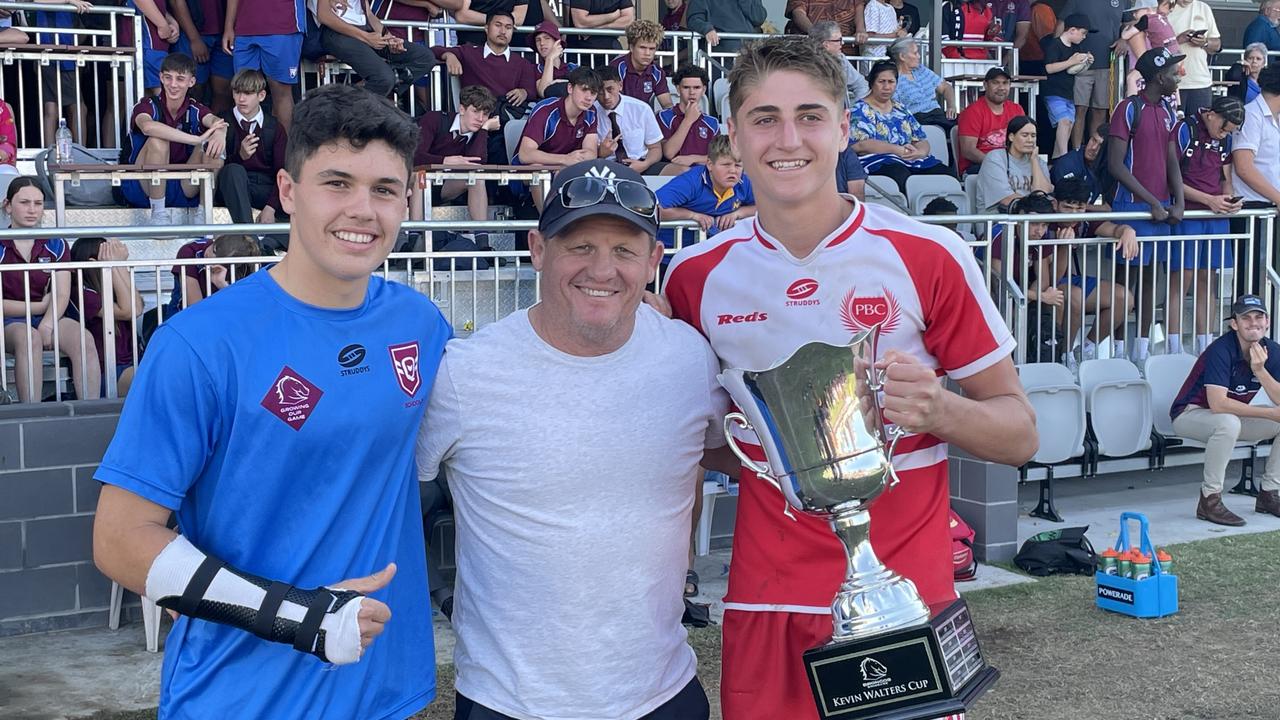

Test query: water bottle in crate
[1095,512,1178,618]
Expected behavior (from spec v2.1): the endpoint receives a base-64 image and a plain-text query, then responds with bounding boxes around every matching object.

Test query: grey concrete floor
[3,461,1276,720]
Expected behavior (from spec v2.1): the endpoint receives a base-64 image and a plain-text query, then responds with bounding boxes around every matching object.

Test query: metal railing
[0,1,142,157]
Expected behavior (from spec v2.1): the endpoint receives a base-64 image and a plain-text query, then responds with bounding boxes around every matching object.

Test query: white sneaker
[147,207,174,226]
[188,206,207,227]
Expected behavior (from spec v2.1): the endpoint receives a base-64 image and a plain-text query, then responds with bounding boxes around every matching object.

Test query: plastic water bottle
[55,118,73,164]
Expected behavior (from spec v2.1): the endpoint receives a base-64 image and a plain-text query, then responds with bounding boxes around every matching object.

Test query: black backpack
[1014,526,1098,576]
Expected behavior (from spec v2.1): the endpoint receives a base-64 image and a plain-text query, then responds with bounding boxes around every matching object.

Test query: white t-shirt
[1232,94,1280,204]
[1167,0,1218,91]
[308,0,366,26]
[595,94,665,161]
[864,0,899,57]
[416,304,729,720]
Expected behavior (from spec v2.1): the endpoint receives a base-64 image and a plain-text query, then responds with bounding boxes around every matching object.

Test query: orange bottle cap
[1102,548,1119,558]
[1156,550,1172,560]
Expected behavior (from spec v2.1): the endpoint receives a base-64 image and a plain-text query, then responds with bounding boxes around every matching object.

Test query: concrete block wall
[0,400,139,637]
[949,450,1019,563]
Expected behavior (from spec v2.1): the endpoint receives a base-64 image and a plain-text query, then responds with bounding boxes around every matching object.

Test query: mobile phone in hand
[1228,195,1244,204]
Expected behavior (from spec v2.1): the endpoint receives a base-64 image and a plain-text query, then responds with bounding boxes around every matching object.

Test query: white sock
[1196,334,1212,353]
[149,198,166,213]
[1081,340,1097,359]
[1134,338,1150,360]
[1167,335,1183,354]
[1112,339,1126,358]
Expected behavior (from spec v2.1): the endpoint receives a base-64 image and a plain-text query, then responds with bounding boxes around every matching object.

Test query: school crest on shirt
[260,366,324,430]
[643,80,653,94]
[697,126,708,139]
[840,287,902,335]
[388,341,421,397]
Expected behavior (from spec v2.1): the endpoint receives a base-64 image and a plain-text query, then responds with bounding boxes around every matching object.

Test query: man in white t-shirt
[416,159,727,720]
[1167,0,1220,119]
[664,36,1037,720]
[312,0,436,97]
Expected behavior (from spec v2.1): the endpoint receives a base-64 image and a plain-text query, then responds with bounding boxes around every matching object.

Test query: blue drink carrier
[1094,512,1179,618]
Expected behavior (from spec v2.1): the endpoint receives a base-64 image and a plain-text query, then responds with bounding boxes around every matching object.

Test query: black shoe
[439,595,453,621]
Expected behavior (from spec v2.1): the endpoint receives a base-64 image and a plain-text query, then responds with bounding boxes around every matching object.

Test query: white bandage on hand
[145,535,367,664]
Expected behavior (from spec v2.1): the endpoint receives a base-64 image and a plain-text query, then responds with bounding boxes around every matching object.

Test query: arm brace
[145,535,367,664]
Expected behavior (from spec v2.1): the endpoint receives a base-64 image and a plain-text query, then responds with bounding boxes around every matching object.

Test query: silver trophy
[719,327,930,639]
[718,325,996,719]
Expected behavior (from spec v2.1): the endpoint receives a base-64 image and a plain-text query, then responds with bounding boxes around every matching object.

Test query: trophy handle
[723,413,777,484]
[884,424,907,488]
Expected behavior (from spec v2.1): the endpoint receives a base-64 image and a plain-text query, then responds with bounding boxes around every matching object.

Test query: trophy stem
[828,504,931,641]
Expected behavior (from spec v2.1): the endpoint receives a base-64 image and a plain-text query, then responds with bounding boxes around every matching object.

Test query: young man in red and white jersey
[663,36,1038,720]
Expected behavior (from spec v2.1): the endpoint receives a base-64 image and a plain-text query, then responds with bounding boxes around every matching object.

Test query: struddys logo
[785,278,821,307]
[260,366,323,430]
[388,341,421,398]
[840,287,903,335]
[860,657,890,688]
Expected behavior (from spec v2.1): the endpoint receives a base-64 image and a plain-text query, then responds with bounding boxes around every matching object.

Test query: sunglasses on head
[556,175,659,219]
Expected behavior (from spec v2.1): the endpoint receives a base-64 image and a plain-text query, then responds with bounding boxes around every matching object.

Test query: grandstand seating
[906,174,966,216]
[1017,362,1090,522]
[1079,358,1154,463]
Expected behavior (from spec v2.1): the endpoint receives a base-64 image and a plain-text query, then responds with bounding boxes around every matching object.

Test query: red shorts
[721,609,965,720]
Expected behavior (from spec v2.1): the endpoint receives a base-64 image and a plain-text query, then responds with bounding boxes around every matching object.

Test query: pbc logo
[840,286,902,334]
[717,311,768,325]
[388,341,421,397]
[785,278,821,307]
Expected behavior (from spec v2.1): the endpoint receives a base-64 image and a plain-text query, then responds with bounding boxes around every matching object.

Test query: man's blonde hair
[625,19,665,47]
[727,36,846,119]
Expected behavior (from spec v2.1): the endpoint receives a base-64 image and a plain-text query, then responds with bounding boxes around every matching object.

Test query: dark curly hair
[284,84,419,178]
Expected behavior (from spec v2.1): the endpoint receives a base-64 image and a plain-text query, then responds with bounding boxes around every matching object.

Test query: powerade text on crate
[1095,512,1179,619]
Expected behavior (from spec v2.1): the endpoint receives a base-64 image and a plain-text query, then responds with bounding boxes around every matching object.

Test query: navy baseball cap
[1062,13,1095,32]
[984,66,1012,82]
[538,160,660,240]
[1136,47,1185,79]
[1232,295,1268,318]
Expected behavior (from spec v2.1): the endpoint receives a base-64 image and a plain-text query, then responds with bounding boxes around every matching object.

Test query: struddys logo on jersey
[785,278,821,307]
[388,341,422,400]
[260,366,324,430]
[840,287,902,335]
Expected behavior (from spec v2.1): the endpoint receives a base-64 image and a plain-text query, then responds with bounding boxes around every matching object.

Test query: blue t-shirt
[655,164,754,248]
[893,65,944,115]
[1170,331,1280,421]
[836,145,869,191]
[96,270,449,720]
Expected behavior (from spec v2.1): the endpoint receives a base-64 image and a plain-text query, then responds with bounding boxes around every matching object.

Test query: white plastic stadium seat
[696,472,737,556]
[712,78,730,123]
[864,175,909,213]
[1144,353,1199,438]
[1017,362,1089,521]
[643,175,673,192]
[109,581,163,653]
[1079,358,1153,457]
[503,118,527,165]
[906,174,966,216]
[922,124,949,167]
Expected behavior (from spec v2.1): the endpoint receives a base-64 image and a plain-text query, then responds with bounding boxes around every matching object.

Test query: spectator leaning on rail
[123,52,229,226]
[862,0,905,58]
[888,37,957,131]
[92,84,449,720]
[1167,0,1219,120]
[1120,0,1179,99]
[1108,47,1185,367]
[851,60,954,193]
[1243,0,1280,54]
[1166,95,1245,357]
[684,0,768,56]
[1230,63,1280,297]
[810,21,870,108]
[312,0,437,99]
[940,0,994,61]
[956,66,1025,176]
[608,20,673,108]
[785,0,863,40]
[1170,295,1280,526]
[0,177,100,404]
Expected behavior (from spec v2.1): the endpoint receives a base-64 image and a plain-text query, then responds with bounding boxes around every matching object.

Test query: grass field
[86,531,1280,720]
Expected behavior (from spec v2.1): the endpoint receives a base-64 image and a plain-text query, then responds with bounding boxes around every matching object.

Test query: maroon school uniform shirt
[657,105,719,158]
[220,109,288,210]
[1174,109,1232,211]
[129,96,214,164]
[413,111,489,166]
[608,53,666,106]
[519,97,599,158]
[1109,95,1176,205]
[171,239,213,304]
[0,238,67,305]
[431,44,539,99]
[377,0,433,42]
[77,285,136,370]
[232,0,306,37]
[192,0,225,35]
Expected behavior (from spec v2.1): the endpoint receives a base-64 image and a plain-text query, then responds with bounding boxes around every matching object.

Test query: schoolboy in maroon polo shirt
[516,67,602,209]
[435,12,539,109]
[412,85,498,223]
[607,19,672,108]
[657,64,719,175]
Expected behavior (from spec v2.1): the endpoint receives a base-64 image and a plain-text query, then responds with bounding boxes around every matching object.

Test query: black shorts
[454,675,710,720]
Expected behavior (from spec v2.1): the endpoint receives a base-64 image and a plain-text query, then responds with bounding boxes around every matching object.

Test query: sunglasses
[557,175,658,220]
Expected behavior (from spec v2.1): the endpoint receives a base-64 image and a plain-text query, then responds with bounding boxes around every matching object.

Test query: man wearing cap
[531,22,578,99]
[1108,46,1185,366]
[417,158,725,720]
[956,66,1025,175]
[1170,295,1280,526]
[1058,0,1124,148]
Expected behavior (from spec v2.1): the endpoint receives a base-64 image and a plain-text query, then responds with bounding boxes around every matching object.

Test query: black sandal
[684,570,700,598]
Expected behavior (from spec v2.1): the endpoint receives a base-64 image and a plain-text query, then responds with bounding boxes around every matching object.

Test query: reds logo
[840,287,902,334]
[786,278,819,300]
[388,341,421,397]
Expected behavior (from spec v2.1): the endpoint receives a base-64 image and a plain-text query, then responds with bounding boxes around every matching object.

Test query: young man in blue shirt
[1171,295,1280,526]
[92,84,449,720]
[655,135,754,248]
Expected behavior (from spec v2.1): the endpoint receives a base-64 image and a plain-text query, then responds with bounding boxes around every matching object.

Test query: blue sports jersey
[655,165,754,248]
[96,270,449,720]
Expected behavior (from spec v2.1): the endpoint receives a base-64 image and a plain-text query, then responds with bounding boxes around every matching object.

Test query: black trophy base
[803,599,997,720]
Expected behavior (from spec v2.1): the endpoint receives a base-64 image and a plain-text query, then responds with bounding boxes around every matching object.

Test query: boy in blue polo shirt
[92,84,448,720]
[1170,294,1280,526]
[656,135,754,249]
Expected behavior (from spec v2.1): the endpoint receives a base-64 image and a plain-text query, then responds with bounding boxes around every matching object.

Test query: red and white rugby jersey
[664,197,1015,613]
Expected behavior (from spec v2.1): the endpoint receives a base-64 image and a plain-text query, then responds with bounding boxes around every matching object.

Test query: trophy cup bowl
[717,327,998,719]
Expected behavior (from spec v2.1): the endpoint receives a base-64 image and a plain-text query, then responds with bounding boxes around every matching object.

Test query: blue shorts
[233,33,303,85]
[1058,274,1098,298]
[176,33,234,84]
[121,178,201,209]
[1045,95,1076,126]
[142,48,167,89]
[1164,217,1234,270]
[1113,199,1172,266]
[4,313,43,327]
